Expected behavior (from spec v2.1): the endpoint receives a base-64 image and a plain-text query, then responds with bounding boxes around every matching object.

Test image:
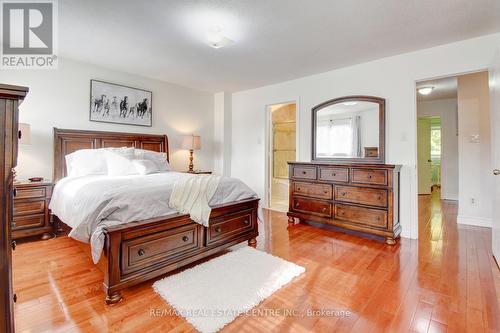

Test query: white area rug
[153,247,305,333]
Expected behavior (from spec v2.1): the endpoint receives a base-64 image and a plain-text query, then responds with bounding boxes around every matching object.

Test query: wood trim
[53,128,169,181]
[311,95,386,164]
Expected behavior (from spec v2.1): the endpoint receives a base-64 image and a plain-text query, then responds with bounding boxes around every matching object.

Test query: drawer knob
[13,187,17,198]
[302,171,307,175]
[377,217,381,221]
[243,220,250,226]
[332,173,336,176]
[342,192,346,196]
[297,187,301,191]
[215,226,222,233]
[321,207,326,212]
[324,190,328,194]
[368,175,372,179]
[378,196,382,200]
[11,240,16,251]
[295,202,300,207]
[138,249,145,256]
[182,236,189,242]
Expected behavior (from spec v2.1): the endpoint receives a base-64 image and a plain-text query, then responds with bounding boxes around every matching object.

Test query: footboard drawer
[207,209,254,247]
[122,223,203,275]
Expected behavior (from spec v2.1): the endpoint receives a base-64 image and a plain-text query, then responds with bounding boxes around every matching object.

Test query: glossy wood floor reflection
[13,191,500,332]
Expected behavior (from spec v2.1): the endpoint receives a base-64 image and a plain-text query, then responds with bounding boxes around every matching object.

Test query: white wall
[457,72,493,227]
[417,98,459,200]
[213,92,232,176]
[0,57,214,180]
[231,33,500,240]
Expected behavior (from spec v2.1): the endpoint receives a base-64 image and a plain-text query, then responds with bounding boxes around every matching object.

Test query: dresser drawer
[318,167,349,182]
[292,166,317,180]
[123,224,202,275]
[293,182,332,200]
[207,210,254,246]
[292,197,331,217]
[13,214,45,230]
[13,200,45,216]
[335,204,387,228]
[15,187,46,200]
[351,169,387,186]
[335,186,388,208]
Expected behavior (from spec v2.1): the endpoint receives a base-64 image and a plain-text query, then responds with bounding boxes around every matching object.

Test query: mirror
[312,96,385,163]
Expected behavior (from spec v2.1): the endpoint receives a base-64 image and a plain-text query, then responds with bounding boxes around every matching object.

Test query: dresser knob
[215,226,222,233]
[378,196,382,200]
[332,173,336,176]
[243,220,250,225]
[302,171,307,175]
[13,187,17,197]
[295,202,300,207]
[138,249,145,256]
[324,190,328,194]
[182,236,189,242]
[297,187,301,191]
[321,207,326,212]
[368,175,372,179]
[11,240,16,251]
[342,192,346,196]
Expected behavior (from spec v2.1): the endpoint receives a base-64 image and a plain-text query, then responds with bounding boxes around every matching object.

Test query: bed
[51,128,259,304]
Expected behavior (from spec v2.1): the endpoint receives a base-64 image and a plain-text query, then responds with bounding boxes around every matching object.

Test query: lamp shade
[182,135,201,150]
[19,123,31,145]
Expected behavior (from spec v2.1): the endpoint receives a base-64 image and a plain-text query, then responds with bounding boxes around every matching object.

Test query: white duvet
[49,172,257,263]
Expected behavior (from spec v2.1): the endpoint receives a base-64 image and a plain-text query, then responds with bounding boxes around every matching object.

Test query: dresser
[0,84,28,333]
[287,162,401,244]
[12,181,53,240]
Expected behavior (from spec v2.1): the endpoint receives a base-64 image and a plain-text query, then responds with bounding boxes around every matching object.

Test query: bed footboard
[101,198,259,304]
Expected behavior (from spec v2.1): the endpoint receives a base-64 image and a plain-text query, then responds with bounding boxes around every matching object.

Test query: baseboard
[456,215,492,228]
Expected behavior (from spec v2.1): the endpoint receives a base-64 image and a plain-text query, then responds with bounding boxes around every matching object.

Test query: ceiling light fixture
[418,86,434,95]
[343,101,358,106]
[207,26,232,49]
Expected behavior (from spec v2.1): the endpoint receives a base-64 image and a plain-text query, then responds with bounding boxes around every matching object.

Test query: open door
[418,117,432,194]
[490,49,500,266]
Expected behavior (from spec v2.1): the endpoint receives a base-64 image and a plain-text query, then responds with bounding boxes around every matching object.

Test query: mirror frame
[311,95,386,164]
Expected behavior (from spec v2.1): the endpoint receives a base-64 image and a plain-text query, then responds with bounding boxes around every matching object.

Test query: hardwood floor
[12,191,500,332]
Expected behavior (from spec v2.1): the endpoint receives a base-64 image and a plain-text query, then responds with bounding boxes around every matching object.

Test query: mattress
[49,172,257,263]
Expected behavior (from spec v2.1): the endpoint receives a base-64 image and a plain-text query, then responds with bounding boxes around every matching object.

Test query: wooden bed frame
[52,128,259,304]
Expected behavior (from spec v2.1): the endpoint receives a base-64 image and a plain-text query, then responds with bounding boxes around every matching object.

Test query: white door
[490,49,500,265]
[418,117,432,195]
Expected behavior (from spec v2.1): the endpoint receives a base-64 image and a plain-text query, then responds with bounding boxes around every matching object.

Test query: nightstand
[184,170,212,174]
[13,181,54,240]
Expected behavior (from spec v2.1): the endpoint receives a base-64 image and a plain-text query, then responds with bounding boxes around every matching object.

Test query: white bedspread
[49,172,257,263]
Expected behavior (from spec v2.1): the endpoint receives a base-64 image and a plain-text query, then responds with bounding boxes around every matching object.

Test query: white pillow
[104,150,139,176]
[134,149,171,172]
[65,149,107,177]
[132,159,159,175]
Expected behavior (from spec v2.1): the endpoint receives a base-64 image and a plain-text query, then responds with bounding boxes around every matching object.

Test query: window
[430,126,441,158]
[316,118,353,156]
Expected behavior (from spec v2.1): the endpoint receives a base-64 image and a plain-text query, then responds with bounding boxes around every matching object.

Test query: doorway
[267,102,296,212]
[417,71,494,232]
[417,76,458,200]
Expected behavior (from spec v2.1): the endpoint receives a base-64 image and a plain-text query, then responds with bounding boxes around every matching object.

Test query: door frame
[264,99,300,209]
[414,68,488,235]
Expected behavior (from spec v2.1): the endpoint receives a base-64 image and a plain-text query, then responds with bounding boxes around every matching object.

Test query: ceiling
[417,76,458,101]
[59,0,500,92]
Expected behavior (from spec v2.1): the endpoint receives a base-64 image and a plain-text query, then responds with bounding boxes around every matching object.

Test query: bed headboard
[53,128,169,181]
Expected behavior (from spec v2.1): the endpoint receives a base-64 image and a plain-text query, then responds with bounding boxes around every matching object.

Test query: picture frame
[90,79,152,127]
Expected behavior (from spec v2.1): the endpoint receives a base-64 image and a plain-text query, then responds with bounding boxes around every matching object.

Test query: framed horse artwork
[90,79,152,127]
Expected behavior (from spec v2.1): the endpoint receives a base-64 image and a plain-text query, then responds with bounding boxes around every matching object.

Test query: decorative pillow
[104,150,139,176]
[65,149,107,177]
[132,159,159,175]
[134,149,171,172]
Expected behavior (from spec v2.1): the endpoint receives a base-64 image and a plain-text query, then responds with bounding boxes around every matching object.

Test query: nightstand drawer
[15,186,46,199]
[13,200,45,216]
[13,214,45,230]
